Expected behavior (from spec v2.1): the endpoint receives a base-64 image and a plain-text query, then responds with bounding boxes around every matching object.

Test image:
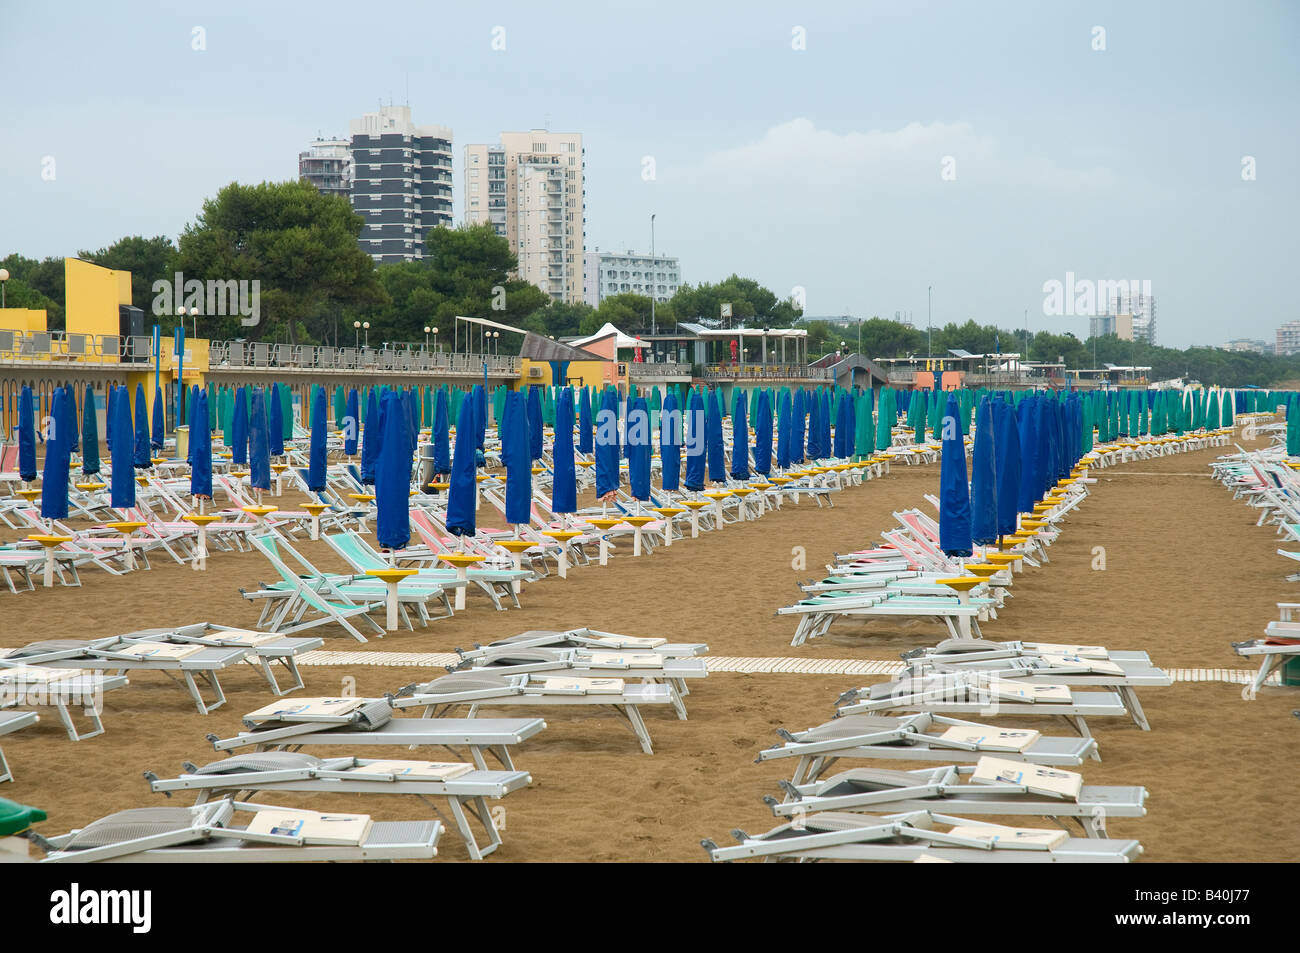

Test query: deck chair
[457,627,709,660]
[756,711,1099,785]
[767,757,1147,837]
[1233,623,1300,692]
[781,589,993,646]
[701,809,1142,863]
[0,666,129,740]
[393,671,676,754]
[31,798,441,863]
[119,624,323,697]
[144,751,530,860]
[0,711,37,782]
[3,636,246,715]
[206,697,545,773]
[837,673,1128,742]
[0,549,43,593]
[245,534,387,641]
[321,529,500,613]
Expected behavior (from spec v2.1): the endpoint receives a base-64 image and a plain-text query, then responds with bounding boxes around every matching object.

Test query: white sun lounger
[1233,623,1300,692]
[0,710,38,782]
[756,712,1099,785]
[702,809,1142,863]
[393,671,676,754]
[120,623,323,696]
[32,798,441,863]
[766,759,1147,837]
[0,666,130,740]
[206,697,545,772]
[459,627,709,659]
[145,751,530,860]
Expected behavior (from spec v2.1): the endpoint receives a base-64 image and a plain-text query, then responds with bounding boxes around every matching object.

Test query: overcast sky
[1,0,1296,347]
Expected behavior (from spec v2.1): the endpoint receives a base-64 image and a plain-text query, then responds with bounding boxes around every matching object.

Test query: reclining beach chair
[0,711,37,783]
[1233,621,1300,692]
[836,673,1127,742]
[0,548,43,593]
[766,757,1147,837]
[393,671,675,754]
[780,589,994,646]
[459,627,709,659]
[244,534,389,641]
[145,751,529,860]
[3,636,246,715]
[206,697,545,772]
[31,798,441,863]
[119,623,323,696]
[701,809,1142,863]
[756,711,1099,785]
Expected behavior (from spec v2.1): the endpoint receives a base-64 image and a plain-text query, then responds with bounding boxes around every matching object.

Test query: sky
[1,0,1296,348]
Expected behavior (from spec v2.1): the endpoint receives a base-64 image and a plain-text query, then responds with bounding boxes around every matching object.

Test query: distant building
[1090,292,1156,345]
[464,131,585,303]
[298,138,353,200]
[1222,338,1270,354]
[582,249,681,307]
[1276,321,1300,356]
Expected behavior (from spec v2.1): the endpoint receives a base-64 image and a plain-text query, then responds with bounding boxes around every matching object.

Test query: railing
[0,329,146,365]
[627,361,690,379]
[701,363,834,381]
[208,341,518,376]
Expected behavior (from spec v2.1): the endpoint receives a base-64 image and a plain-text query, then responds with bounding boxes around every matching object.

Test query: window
[470,169,479,179]
[471,154,480,164]
[471,183,479,193]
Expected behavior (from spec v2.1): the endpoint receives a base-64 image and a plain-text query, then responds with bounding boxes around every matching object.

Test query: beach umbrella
[1288,399,1300,457]
[279,385,292,442]
[432,389,450,474]
[684,389,706,491]
[307,386,327,492]
[190,388,212,500]
[62,385,79,456]
[661,389,683,490]
[443,397,480,542]
[578,387,594,454]
[106,385,115,452]
[374,390,412,552]
[649,387,662,433]
[876,387,893,452]
[969,397,998,546]
[343,388,360,456]
[753,389,772,476]
[268,384,284,457]
[527,385,544,461]
[730,389,750,479]
[230,386,248,466]
[360,387,380,485]
[805,391,820,460]
[553,387,578,513]
[81,384,100,475]
[855,391,874,459]
[151,384,165,452]
[939,395,972,557]
[109,386,135,509]
[706,389,726,482]
[790,389,806,464]
[473,385,487,452]
[595,387,620,500]
[1016,396,1039,514]
[913,392,926,446]
[501,391,532,525]
[992,397,1020,537]
[628,396,652,501]
[776,390,791,470]
[134,383,151,468]
[40,389,70,521]
[248,388,271,491]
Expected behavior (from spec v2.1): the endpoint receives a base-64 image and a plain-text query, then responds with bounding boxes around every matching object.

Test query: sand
[3,438,1298,862]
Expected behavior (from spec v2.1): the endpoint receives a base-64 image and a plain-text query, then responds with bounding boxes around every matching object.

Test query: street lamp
[491,330,500,354]
[927,285,932,359]
[353,320,361,348]
[189,306,199,338]
[431,326,439,353]
[0,268,9,307]
[363,321,370,348]
[424,325,431,352]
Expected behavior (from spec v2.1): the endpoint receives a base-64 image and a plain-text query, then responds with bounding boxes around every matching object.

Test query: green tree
[1,254,65,328]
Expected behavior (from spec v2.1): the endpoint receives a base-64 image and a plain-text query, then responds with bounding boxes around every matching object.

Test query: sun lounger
[701,809,1142,862]
[119,623,323,696]
[1233,623,1300,692]
[145,751,529,860]
[0,665,130,740]
[0,711,38,782]
[393,671,676,754]
[459,627,709,659]
[766,758,1147,837]
[206,697,545,772]
[31,798,441,863]
[756,712,1099,785]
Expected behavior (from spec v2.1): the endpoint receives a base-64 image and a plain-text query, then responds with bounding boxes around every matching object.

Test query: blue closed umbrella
[360,387,380,485]
[230,386,248,467]
[40,389,70,521]
[790,389,806,464]
[248,388,271,491]
[628,396,652,501]
[375,390,412,551]
[660,389,682,491]
[992,397,1021,537]
[151,384,165,452]
[969,397,998,546]
[190,388,213,499]
[821,390,833,460]
[268,384,284,457]
[706,389,726,483]
[110,385,135,509]
[595,387,620,499]
[308,386,327,492]
[81,384,100,475]
[63,385,79,456]
[684,390,706,491]
[938,395,973,557]
[730,389,750,479]
[527,386,543,461]
[776,391,791,470]
[445,394,478,538]
[578,387,594,455]
[502,391,532,525]
[17,386,38,482]
[473,385,487,452]
[753,390,772,476]
[432,388,450,474]
[553,387,578,513]
[134,383,151,468]
[805,391,820,460]
[343,388,360,456]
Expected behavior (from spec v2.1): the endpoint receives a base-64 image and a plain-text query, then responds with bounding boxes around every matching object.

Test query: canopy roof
[572,322,641,349]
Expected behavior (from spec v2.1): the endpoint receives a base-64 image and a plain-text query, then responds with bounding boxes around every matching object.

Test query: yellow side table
[584,517,624,565]
[438,553,484,610]
[300,502,329,540]
[540,529,583,577]
[365,567,419,631]
[182,513,220,570]
[27,534,73,587]
[105,520,147,571]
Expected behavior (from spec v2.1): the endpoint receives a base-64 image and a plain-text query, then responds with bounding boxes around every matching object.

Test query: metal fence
[701,363,834,381]
[209,341,518,375]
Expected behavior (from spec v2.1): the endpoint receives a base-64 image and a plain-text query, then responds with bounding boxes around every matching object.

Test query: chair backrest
[321,531,380,573]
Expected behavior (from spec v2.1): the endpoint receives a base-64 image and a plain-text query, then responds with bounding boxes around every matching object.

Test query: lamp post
[190,306,199,339]
[363,322,370,348]
[424,325,431,352]
[0,268,8,307]
[353,320,361,348]
[927,285,932,360]
[431,326,439,353]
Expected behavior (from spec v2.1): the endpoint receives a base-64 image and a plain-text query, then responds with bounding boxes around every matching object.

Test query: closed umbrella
[595,387,620,502]
[40,389,70,522]
[730,389,750,479]
[432,388,450,475]
[230,386,248,467]
[268,384,284,458]
[1016,395,1039,514]
[753,389,772,476]
[248,388,271,493]
[307,386,327,492]
[790,389,806,464]
[151,384,165,452]
[660,389,683,490]
[706,389,726,482]
[110,385,135,509]
[876,387,893,451]
[527,385,544,461]
[134,383,151,468]
[578,387,594,454]
[445,394,478,539]
[776,390,791,471]
[684,389,706,491]
[502,391,532,526]
[969,397,998,547]
[939,395,972,558]
[62,385,79,457]
[360,387,380,485]
[628,396,652,502]
[375,391,412,552]
[81,384,100,475]
[855,391,874,459]
[992,396,1020,538]
[343,388,360,456]
[553,387,578,514]
[190,388,212,503]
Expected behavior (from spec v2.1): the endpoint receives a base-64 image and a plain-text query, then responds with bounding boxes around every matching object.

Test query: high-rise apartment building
[1091,290,1157,345]
[464,131,584,303]
[582,249,681,307]
[298,138,354,200]
[1276,322,1300,356]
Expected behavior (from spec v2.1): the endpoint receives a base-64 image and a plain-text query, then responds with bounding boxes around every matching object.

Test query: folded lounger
[0,710,38,782]
[766,758,1147,837]
[756,712,1099,785]
[393,671,676,754]
[145,751,529,860]
[205,696,545,772]
[459,627,709,659]
[119,623,323,696]
[701,809,1142,863]
[31,798,441,863]
[0,666,129,740]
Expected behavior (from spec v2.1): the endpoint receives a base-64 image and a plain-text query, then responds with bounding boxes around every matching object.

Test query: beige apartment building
[464,131,585,303]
